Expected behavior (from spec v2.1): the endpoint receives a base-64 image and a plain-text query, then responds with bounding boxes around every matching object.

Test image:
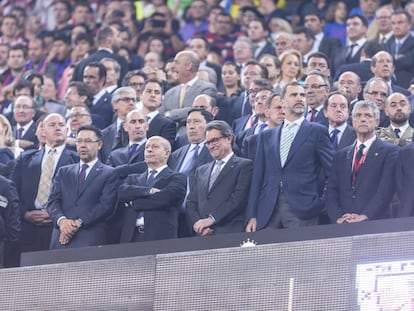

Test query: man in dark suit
[334,14,368,75]
[118,136,187,242]
[101,86,136,162]
[83,62,114,129]
[142,79,176,149]
[304,71,329,127]
[333,39,381,83]
[159,50,216,132]
[12,95,39,150]
[47,125,118,249]
[386,10,414,88]
[304,12,341,71]
[73,26,128,83]
[11,113,79,255]
[0,175,20,268]
[324,92,356,151]
[245,81,334,232]
[337,71,363,114]
[241,92,285,160]
[326,101,398,223]
[169,109,214,237]
[247,18,275,59]
[370,50,411,96]
[107,109,148,167]
[187,121,253,236]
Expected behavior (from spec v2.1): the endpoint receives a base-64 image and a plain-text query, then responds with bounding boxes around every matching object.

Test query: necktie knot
[17,127,24,139]
[78,163,89,192]
[309,109,317,122]
[356,144,365,162]
[394,128,401,138]
[330,129,340,148]
[146,169,158,186]
[129,143,138,157]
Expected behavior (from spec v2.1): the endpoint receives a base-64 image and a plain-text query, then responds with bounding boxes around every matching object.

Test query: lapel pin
[375,153,379,156]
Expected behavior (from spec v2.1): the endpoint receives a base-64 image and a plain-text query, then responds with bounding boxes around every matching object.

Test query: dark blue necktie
[146,169,157,186]
[129,143,138,158]
[330,129,340,149]
[180,144,199,176]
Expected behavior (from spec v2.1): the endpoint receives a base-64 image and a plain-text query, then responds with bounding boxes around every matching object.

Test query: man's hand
[18,139,34,149]
[58,219,81,245]
[150,188,160,194]
[23,209,52,225]
[245,218,257,232]
[337,213,368,224]
[193,217,215,235]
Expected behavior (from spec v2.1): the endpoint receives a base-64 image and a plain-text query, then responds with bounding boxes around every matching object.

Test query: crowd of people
[0,0,414,267]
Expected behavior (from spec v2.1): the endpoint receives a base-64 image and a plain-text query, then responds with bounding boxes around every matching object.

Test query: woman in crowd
[274,49,303,92]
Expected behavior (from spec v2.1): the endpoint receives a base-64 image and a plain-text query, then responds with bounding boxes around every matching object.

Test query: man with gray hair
[101,86,137,161]
[362,77,390,127]
[233,36,254,68]
[326,100,398,224]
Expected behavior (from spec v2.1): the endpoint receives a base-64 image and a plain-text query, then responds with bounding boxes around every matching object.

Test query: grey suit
[337,125,357,150]
[159,79,217,126]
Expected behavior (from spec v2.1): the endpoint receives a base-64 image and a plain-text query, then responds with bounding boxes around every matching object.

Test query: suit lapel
[78,161,103,197]
[269,126,282,166]
[177,145,191,170]
[285,121,309,166]
[208,155,235,192]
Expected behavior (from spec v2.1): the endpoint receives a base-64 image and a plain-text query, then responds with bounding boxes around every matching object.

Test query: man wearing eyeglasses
[304,71,330,127]
[47,125,118,249]
[362,77,390,127]
[12,95,39,150]
[186,120,252,236]
[101,86,136,162]
[66,105,92,144]
[11,113,78,261]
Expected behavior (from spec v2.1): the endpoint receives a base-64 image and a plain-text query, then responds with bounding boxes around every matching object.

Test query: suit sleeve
[186,167,202,225]
[131,173,187,211]
[47,167,65,226]
[316,126,334,182]
[118,174,153,202]
[360,145,398,219]
[325,153,344,223]
[3,179,20,243]
[245,133,266,220]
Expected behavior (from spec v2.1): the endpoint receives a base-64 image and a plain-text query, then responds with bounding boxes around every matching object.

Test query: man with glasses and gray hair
[101,86,137,162]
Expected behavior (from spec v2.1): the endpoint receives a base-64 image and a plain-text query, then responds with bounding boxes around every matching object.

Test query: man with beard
[377,92,414,147]
[245,81,334,232]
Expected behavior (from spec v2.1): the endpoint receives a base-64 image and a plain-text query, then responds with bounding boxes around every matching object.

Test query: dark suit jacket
[256,42,276,59]
[241,132,260,160]
[101,122,129,163]
[91,91,113,129]
[169,144,213,183]
[230,92,251,124]
[386,35,414,88]
[318,35,341,69]
[72,49,129,85]
[232,114,251,136]
[186,155,253,234]
[333,59,373,83]
[13,122,39,150]
[326,139,398,222]
[148,113,177,150]
[337,125,357,150]
[334,43,365,76]
[118,167,187,242]
[47,161,118,249]
[396,141,414,216]
[246,120,334,230]
[11,147,79,252]
[107,143,145,167]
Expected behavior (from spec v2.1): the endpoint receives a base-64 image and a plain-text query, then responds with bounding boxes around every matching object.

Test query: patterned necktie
[180,144,200,176]
[36,148,56,206]
[280,123,295,167]
[78,163,89,192]
[330,128,340,149]
[394,128,401,139]
[395,41,402,58]
[209,160,224,190]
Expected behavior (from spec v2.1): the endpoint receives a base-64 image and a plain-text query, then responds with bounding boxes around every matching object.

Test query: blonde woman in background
[274,49,303,93]
[0,115,23,162]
